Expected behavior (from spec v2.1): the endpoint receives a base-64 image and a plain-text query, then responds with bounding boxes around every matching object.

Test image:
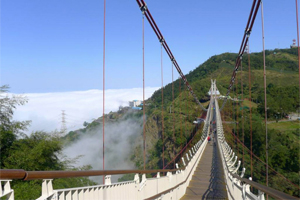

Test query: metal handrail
[0,169,179,181]
[232,173,298,200]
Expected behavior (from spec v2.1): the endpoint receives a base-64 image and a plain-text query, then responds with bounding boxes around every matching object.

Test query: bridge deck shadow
[181,135,228,200]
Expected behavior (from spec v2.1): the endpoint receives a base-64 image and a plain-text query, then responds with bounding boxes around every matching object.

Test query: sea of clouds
[11,87,159,182]
[13,87,159,134]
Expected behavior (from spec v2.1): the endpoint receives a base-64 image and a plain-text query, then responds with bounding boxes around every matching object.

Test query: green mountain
[64,47,299,196]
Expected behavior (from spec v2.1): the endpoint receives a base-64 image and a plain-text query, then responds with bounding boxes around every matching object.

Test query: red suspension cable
[260,1,268,195]
[236,71,239,158]
[142,13,146,170]
[221,0,262,109]
[248,40,253,181]
[161,44,165,170]
[241,58,244,166]
[238,0,257,54]
[172,63,175,167]
[232,86,235,147]
[296,0,300,119]
[102,0,106,183]
[180,78,182,158]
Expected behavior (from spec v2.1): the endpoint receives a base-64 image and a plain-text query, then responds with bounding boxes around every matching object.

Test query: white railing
[37,141,208,200]
[0,180,14,200]
[214,98,265,200]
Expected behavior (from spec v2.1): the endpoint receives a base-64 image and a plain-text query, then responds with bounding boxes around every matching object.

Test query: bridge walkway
[181,133,228,200]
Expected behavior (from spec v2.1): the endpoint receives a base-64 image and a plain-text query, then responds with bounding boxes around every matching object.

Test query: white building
[129,100,142,107]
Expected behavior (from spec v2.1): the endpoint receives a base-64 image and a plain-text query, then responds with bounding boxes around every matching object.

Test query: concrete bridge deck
[181,135,228,200]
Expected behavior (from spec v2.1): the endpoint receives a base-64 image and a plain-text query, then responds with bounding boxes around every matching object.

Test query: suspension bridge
[1,0,300,199]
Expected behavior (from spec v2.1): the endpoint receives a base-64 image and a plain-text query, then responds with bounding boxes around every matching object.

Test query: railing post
[139,174,147,191]
[134,173,140,198]
[232,160,241,174]
[181,157,186,166]
[142,174,146,183]
[229,156,238,169]
[157,172,160,178]
[186,153,190,162]
[105,175,112,185]
[0,180,14,200]
[242,182,246,200]
[240,168,246,178]
[134,173,140,184]
[175,163,181,174]
[258,190,265,200]
[41,179,54,199]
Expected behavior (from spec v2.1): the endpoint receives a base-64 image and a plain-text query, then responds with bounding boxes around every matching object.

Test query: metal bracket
[245,29,251,37]
[140,4,147,14]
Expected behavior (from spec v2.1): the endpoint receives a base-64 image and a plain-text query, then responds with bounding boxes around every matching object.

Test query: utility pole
[60,110,67,135]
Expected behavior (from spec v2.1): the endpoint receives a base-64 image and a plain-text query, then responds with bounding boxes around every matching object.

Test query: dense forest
[1,48,299,198]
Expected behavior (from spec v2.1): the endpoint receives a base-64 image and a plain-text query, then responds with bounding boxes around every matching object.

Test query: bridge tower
[208,79,220,97]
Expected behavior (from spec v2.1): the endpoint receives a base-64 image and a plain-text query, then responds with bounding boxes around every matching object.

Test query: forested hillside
[63,47,299,195]
[131,47,300,196]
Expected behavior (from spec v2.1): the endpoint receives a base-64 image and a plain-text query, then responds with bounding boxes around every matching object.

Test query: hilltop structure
[129,100,142,107]
[291,39,297,48]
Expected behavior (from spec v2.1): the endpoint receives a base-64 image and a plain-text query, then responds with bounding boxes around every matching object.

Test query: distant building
[129,100,142,107]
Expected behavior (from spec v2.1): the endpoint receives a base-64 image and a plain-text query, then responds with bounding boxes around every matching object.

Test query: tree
[0,86,97,199]
[83,121,90,127]
[0,85,30,168]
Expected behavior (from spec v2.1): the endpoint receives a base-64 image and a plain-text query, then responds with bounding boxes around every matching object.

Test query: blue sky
[1,0,298,93]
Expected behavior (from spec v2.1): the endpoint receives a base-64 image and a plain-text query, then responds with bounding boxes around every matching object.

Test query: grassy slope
[268,120,299,131]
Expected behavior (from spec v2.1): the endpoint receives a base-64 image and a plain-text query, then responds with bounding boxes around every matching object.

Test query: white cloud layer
[13,87,159,134]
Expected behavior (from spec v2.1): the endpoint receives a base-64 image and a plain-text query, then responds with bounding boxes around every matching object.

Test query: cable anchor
[140,4,147,14]
[245,29,251,38]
